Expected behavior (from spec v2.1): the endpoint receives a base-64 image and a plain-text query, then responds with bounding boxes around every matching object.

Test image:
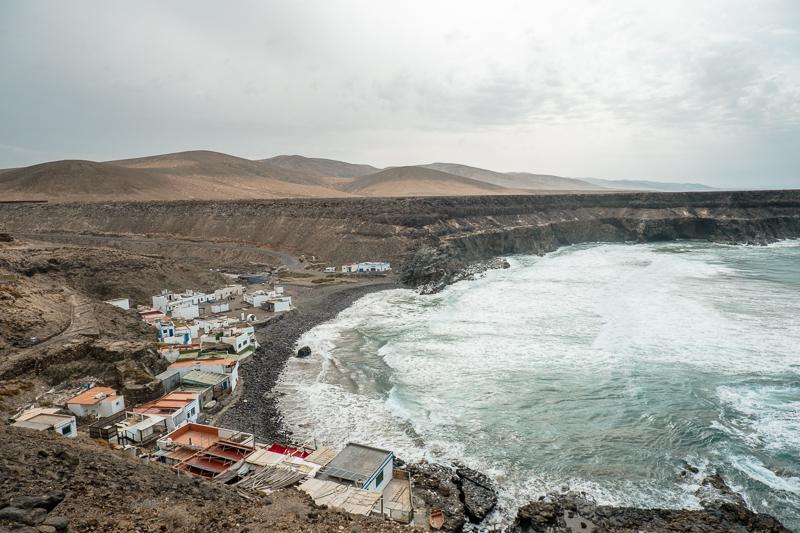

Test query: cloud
[0,0,798,188]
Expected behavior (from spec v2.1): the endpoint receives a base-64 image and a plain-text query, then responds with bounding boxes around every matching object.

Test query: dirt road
[9,232,303,270]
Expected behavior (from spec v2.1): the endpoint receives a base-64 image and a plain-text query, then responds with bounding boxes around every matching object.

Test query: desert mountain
[0,151,353,202]
[1,150,625,203]
[0,160,173,201]
[419,163,606,191]
[261,154,381,178]
[504,172,608,191]
[342,166,526,197]
[578,177,719,192]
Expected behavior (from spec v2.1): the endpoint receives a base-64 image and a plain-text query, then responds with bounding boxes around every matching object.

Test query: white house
[358,262,391,273]
[318,443,394,493]
[324,267,336,273]
[342,264,359,273]
[201,331,252,355]
[171,304,199,321]
[243,289,276,307]
[67,387,125,418]
[132,391,200,430]
[214,285,244,300]
[13,408,77,438]
[168,358,240,391]
[211,302,230,313]
[104,298,130,310]
[158,321,175,341]
[113,412,170,445]
[152,290,209,315]
[267,298,291,312]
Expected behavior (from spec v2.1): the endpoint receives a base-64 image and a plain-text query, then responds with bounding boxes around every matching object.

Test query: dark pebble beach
[216,277,403,442]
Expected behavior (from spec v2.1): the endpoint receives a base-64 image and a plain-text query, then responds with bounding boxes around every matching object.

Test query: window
[62,425,72,435]
[376,470,384,487]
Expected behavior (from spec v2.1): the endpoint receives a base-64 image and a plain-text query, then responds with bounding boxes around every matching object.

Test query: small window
[376,470,384,487]
[62,425,72,435]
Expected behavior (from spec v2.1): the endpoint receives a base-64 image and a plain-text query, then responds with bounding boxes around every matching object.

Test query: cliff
[1,191,798,291]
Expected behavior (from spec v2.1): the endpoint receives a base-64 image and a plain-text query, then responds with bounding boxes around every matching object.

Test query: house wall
[99,397,125,418]
[172,305,199,320]
[214,285,244,300]
[54,417,77,438]
[211,302,230,313]
[66,403,88,417]
[363,453,394,492]
[269,300,291,312]
[105,298,130,310]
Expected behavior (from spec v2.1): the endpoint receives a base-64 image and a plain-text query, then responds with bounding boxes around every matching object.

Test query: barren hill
[261,154,381,178]
[0,151,353,202]
[0,150,629,203]
[0,160,173,201]
[505,171,608,191]
[343,166,526,196]
[108,150,352,195]
[420,162,606,191]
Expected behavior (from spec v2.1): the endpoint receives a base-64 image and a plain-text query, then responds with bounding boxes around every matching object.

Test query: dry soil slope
[0,151,355,202]
[260,154,381,178]
[420,162,607,191]
[109,150,354,198]
[343,166,528,197]
[0,160,174,202]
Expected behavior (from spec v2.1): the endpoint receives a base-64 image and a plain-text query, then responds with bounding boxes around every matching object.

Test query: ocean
[275,240,800,530]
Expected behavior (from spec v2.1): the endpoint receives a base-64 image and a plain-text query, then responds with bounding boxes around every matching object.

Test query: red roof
[169,358,236,368]
[68,387,119,406]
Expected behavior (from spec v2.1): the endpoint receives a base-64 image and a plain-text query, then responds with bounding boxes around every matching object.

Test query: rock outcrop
[405,461,500,531]
[511,474,791,533]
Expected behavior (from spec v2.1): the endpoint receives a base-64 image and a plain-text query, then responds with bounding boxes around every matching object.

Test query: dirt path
[0,290,99,378]
[9,232,304,270]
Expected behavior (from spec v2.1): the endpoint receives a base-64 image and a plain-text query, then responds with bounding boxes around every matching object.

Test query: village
[6,261,421,527]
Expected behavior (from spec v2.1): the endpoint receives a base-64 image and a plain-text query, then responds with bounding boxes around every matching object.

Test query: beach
[215,277,404,442]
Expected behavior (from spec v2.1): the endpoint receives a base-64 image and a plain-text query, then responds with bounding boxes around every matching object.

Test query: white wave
[274,241,800,527]
[731,455,800,495]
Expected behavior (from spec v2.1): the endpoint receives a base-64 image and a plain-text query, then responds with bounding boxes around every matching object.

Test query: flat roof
[322,443,392,482]
[28,414,73,425]
[170,358,236,368]
[183,370,229,386]
[164,423,222,448]
[13,420,53,431]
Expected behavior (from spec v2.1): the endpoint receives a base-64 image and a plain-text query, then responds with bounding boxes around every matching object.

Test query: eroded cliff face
[1,191,798,290]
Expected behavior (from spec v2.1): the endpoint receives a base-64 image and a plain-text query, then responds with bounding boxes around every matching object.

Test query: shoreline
[216,277,404,442]
[214,260,796,533]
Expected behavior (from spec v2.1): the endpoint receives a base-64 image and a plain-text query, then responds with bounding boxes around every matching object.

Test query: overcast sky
[1,1,799,188]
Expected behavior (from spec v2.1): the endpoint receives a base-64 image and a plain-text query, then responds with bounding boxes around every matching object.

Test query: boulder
[456,467,497,522]
[8,490,65,513]
[0,506,34,526]
[296,346,311,358]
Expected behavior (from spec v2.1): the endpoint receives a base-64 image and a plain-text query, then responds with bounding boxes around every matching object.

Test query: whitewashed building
[358,262,391,273]
[67,387,125,419]
[13,408,77,437]
[104,298,130,310]
[214,285,244,300]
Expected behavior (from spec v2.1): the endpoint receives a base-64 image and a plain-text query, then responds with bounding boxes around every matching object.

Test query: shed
[318,443,394,492]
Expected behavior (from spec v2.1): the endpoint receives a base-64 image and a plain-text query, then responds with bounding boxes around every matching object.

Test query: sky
[1,0,799,188]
